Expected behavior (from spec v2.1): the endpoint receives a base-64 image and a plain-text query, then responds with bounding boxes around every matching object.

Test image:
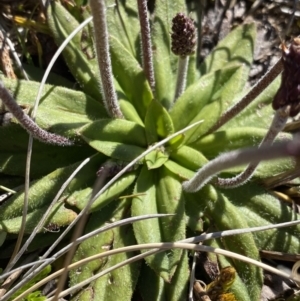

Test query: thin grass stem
[0,186,16,194]
[37,242,299,301]
[12,218,300,301]
[189,246,198,301]
[0,258,54,281]
[5,121,204,301]
[6,214,171,301]
[2,17,94,297]
[0,26,29,80]
[3,158,90,274]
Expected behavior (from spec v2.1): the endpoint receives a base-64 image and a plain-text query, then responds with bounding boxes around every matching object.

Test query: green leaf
[152,0,186,109]
[119,98,144,126]
[106,0,140,59]
[80,119,147,146]
[167,133,185,150]
[66,171,138,212]
[0,232,63,259]
[223,76,281,130]
[138,251,189,301]
[145,149,169,170]
[79,119,147,161]
[194,185,263,301]
[200,23,256,75]
[0,202,76,234]
[0,124,95,178]
[88,142,145,162]
[192,127,269,159]
[190,126,294,180]
[22,64,74,88]
[186,55,200,89]
[145,99,175,145]
[0,232,7,247]
[1,76,108,136]
[132,166,170,281]
[132,166,186,280]
[221,182,300,253]
[164,160,194,180]
[70,200,140,301]
[184,191,206,232]
[0,155,105,233]
[47,2,102,100]
[138,263,166,301]
[169,145,208,171]
[254,157,294,179]
[110,36,153,119]
[156,167,186,273]
[170,64,242,134]
[164,250,189,301]
[0,78,108,178]
[185,65,251,142]
[9,265,51,301]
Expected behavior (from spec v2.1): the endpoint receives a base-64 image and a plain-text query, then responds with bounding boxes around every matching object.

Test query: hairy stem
[137,0,155,95]
[89,0,124,119]
[0,81,72,145]
[174,56,189,101]
[182,134,300,193]
[215,106,290,188]
[207,58,283,134]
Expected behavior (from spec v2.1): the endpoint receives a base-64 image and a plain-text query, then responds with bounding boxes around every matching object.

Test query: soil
[189,0,300,86]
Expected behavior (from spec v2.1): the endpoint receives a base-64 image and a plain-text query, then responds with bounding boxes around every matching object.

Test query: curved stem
[215,106,290,188]
[0,81,72,145]
[89,0,124,119]
[182,135,300,193]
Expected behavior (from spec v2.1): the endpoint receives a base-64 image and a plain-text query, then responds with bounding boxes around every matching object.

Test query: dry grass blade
[12,218,300,301]
[21,242,299,301]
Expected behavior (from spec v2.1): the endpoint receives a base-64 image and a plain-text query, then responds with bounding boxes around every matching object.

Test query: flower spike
[171,13,196,101]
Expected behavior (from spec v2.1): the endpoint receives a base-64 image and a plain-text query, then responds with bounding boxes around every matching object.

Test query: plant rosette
[0,1,299,301]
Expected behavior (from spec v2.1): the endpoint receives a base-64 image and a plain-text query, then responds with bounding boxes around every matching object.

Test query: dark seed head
[171,13,196,57]
[272,37,300,117]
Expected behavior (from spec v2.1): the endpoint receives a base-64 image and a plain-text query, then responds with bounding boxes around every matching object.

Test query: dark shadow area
[199,26,255,75]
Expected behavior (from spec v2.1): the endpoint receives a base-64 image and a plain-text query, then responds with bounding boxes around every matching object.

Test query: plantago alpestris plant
[1,1,300,301]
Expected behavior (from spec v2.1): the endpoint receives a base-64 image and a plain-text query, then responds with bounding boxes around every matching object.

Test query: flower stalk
[137,0,155,95]
[182,135,300,193]
[89,0,124,119]
[207,58,283,134]
[0,80,72,145]
[174,56,189,100]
